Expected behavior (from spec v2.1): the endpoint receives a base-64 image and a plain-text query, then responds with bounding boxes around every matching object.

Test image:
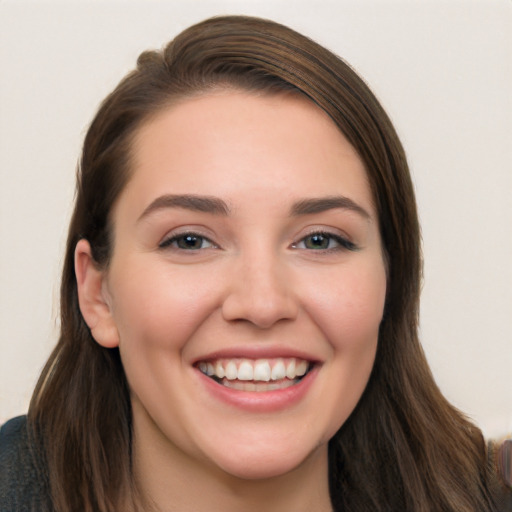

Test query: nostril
[220,257,299,327]
[221,289,298,328]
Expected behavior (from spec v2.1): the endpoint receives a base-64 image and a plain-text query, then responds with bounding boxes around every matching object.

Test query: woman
[1,15,510,512]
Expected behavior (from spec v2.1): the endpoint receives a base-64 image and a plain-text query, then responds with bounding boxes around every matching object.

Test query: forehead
[119,90,374,218]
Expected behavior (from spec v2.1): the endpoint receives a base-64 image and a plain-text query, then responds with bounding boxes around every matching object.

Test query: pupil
[307,234,328,249]
[179,235,201,249]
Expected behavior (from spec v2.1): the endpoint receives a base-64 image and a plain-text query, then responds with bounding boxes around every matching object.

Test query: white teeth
[295,360,308,377]
[225,361,238,380]
[253,360,271,381]
[223,379,297,392]
[285,359,296,379]
[267,381,286,391]
[215,361,225,379]
[271,360,286,380]
[237,361,253,381]
[198,357,311,383]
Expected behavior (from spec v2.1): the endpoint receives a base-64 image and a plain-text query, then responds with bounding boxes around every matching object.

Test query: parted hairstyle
[28,15,498,512]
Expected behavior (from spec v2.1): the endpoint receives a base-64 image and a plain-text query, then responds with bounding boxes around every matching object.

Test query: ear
[75,239,120,348]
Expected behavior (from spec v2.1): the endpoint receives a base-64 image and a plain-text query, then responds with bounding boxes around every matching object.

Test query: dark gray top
[0,416,49,512]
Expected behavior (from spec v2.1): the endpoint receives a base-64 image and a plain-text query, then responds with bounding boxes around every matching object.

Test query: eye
[292,231,356,251]
[159,233,215,250]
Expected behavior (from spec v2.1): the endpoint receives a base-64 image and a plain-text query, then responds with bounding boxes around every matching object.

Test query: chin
[208,437,328,481]
[219,457,309,481]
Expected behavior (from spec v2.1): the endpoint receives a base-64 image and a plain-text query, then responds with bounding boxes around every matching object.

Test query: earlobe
[75,239,120,348]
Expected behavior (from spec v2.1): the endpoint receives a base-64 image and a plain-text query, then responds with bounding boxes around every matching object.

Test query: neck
[130,409,333,512]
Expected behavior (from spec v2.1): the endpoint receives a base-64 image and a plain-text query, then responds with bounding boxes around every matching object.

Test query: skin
[75,90,387,512]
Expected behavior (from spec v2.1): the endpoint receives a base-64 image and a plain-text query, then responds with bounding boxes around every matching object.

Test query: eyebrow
[290,196,371,219]
[138,193,370,221]
[138,194,230,221]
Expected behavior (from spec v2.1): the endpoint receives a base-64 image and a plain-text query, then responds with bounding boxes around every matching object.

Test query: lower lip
[197,366,318,413]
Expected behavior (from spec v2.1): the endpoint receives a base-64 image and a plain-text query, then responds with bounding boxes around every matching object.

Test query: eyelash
[291,231,357,252]
[159,232,216,251]
[159,230,357,252]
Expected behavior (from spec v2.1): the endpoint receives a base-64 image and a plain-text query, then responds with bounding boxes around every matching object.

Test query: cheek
[108,261,222,352]
[310,264,385,440]
[304,260,387,348]
[108,262,224,424]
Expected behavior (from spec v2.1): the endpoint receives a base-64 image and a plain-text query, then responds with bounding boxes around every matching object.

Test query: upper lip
[192,345,322,365]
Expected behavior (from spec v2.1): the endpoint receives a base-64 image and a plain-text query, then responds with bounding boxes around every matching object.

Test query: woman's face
[91,91,387,480]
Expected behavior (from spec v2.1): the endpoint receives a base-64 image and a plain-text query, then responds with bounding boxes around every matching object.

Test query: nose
[221,251,298,329]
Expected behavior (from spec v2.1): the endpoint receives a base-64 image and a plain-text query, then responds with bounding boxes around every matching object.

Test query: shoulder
[0,415,49,511]
[0,415,31,473]
[1,415,30,451]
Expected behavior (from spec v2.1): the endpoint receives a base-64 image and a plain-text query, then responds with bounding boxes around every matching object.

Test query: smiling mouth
[196,357,313,392]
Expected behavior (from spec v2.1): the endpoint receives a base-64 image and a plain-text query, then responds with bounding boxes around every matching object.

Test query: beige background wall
[1,0,511,437]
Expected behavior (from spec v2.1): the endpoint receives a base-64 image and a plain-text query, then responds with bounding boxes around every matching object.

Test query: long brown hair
[28,15,497,511]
